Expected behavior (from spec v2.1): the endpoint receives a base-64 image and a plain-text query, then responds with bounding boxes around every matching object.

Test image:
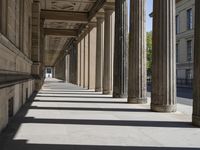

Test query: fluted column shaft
[127,0,147,103]
[193,0,200,127]
[113,0,128,98]
[81,39,85,88]
[95,17,104,92]
[84,34,89,89]
[77,42,81,86]
[151,0,176,112]
[103,8,114,95]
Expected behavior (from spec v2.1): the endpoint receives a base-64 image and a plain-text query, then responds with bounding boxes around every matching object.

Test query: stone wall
[0,0,35,132]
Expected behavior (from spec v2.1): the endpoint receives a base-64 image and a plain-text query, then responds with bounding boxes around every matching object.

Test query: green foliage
[146,32,152,76]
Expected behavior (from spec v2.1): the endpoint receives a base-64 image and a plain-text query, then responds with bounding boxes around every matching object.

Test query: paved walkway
[0,78,200,150]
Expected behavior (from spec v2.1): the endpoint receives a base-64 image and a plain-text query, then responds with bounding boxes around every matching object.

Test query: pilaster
[31,0,42,91]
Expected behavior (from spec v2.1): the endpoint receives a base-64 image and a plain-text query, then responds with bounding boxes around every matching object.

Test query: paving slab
[0,78,200,150]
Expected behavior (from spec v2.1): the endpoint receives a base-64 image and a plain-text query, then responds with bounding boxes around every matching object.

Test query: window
[186,69,192,79]
[176,15,180,34]
[187,8,193,30]
[176,43,179,63]
[187,40,192,61]
[8,98,14,119]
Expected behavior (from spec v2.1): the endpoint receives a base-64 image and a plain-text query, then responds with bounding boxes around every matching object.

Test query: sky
[128,0,153,32]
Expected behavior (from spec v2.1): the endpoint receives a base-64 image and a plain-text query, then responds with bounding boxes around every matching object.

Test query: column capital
[103,2,115,12]
[33,0,40,3]
[88,22,97,28]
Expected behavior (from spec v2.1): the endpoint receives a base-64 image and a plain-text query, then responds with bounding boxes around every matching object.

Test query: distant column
[113,0,128,98]
[128,0,147,103]
[81,38,85,88]
[74,42,78,84]
[88,25,97,90]
[95,16,104,92]
[193,0,200,127]
[77,42,81,86]
[103,7,114,95]
[84,33,89,89]
[151,0,176,112]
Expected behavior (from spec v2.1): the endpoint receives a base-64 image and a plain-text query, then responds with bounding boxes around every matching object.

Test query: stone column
[103,7,114,95]
[113,0,128,98]
[128,0,147,103]
[73,42,78,84]
[77,42,81,86]
[52,67,55,78]
[84,33,89,89]
[65,54,70,83]
[95,16,104,92]
[151,0,176,112]
[89,26,97,90]
[40,19,45,82]
[81,38,85,88]
[193,0,200,127]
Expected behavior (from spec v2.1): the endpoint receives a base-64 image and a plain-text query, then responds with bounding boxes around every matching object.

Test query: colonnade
[73,0,200,127]
[77,25,97,90]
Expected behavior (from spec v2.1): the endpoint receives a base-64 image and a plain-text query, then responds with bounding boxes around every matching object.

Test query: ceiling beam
[77,0,106,35]
[41,10,89,23]
[44,28,78,37]
[88,0,106,20]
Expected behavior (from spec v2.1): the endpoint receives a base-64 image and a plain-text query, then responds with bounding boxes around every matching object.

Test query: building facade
[0,0,200,133]
[176,0,195,86]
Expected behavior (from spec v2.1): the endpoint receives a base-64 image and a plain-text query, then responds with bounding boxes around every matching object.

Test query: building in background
[45,67,53,78]
[176,0,195,87]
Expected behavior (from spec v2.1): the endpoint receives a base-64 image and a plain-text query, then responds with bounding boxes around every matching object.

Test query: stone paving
[0,78,200,150]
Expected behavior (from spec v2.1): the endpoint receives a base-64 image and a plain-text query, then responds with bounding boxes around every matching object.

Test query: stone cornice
[0,72,33,89]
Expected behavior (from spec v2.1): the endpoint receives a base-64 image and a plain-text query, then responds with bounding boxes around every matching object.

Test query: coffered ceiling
[39,0,115,66]
[40,0,97,66]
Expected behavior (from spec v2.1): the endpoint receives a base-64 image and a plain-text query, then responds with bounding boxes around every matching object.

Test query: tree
[146,32,152,76]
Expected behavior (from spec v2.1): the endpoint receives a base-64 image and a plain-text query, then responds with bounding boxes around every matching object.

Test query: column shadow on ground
[34,99,127,104]
[21,117,194,128]
[2,140,200,150]
[36,95,113,98]
[29,106,150,112]
[38,92,103,95]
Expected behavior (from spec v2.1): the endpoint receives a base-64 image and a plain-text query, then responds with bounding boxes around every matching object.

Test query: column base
[113,93,128,98]
[192,115,200,127]
[128,97,147,104]
[95,88,102,92]
[103,90,112,95]
[84,86,89,90]
[151,104,177,112]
